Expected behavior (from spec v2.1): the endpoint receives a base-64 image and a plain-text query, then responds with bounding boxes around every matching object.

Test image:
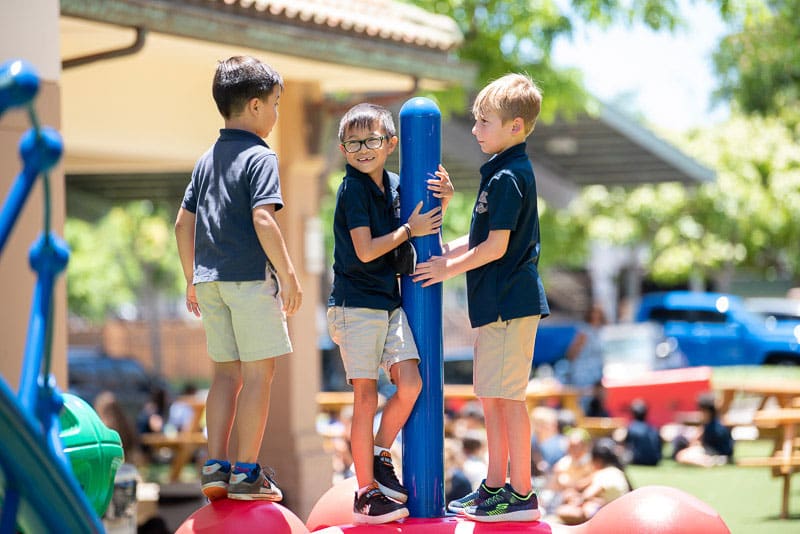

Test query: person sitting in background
[672,392,734,467]
[531,406,567,477]
[444,437,472,504]
[555,438,632,525]
[618,398,662,466]
[540,428,593,514]
[461,430,488,491]
[583,380,610,418]
[166,382,201,433]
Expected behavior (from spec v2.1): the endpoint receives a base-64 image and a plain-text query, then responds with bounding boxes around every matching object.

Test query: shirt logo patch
[475,191,488,214]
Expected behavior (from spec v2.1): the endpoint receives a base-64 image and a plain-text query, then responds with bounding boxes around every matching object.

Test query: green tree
[713,0,800,124]
[409,0,682,115]
[65,201,183,323]
[557,113,800,288]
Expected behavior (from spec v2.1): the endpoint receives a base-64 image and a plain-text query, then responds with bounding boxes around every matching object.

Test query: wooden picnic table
[737,408,800,519]
[140,396,207,482]
[714,380,800,415]
[316,381,582,420]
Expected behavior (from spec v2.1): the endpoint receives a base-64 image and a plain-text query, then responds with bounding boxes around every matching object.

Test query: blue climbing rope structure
[0,59,104,534]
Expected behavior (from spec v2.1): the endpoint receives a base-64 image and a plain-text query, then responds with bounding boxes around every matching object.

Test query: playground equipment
[398,96,445,517]
[176,498,310,534]
[179,95,731,533]
[0,59,121,533]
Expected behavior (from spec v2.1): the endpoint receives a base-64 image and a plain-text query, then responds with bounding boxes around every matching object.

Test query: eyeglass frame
[340,135,389,153]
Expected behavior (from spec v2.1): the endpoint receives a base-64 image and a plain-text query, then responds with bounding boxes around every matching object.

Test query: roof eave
[598,104,716,184]
[60,0,476,87]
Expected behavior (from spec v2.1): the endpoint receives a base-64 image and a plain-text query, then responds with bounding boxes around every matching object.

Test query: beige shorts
[195,278,292,363]
[327,306,420,382]
[474,315,540,401]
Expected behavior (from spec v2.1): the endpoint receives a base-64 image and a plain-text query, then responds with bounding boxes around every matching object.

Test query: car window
[647,307,728,323]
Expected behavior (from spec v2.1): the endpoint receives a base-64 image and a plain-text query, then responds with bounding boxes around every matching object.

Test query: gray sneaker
[200,460,231,501]
[228,464,283,501]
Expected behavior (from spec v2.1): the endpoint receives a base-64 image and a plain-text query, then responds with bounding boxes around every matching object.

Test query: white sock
[357,484,374,497]
[374,446,390,457]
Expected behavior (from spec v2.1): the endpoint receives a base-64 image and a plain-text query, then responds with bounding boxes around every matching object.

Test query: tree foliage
[409,0,682,116]
[65,201,182,323]
[552,113,800,287]
[713,0,800,124]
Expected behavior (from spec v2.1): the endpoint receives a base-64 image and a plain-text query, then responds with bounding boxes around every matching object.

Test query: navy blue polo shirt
[465,142,549,328]
[328,165,401,311]
[182,128,283,283]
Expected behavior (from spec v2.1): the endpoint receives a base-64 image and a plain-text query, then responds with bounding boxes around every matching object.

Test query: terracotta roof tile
[209,0,462,50]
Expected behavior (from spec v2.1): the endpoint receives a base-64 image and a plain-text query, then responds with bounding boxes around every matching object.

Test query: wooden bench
[736,408,800,519]
[140,431,207,482]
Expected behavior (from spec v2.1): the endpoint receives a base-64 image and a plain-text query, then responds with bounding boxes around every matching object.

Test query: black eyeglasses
[341,136,387,153]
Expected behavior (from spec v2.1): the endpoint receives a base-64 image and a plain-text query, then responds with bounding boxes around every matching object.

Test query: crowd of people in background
[315,371,735,526]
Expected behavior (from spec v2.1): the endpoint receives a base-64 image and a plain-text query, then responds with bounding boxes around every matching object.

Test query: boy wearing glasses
[327,102,452,524]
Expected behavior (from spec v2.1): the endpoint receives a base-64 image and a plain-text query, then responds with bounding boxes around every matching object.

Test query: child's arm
[412,229,510,287]
[442,234,469,257]
[253,204,303,316]
[174,207,200,317]
[351,201,442,263]
[426,164,454,215]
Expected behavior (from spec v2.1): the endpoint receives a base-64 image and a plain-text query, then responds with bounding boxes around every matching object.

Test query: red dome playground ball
[176,499,309,534]
[306,476,359,531]
[570,485,730,534]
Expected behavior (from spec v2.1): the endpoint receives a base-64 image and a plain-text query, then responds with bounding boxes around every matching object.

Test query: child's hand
[407,201,442,237]
[412,255,447,286]
[185,284,201,317]
[278,273,303,316]
[427,164,454,203]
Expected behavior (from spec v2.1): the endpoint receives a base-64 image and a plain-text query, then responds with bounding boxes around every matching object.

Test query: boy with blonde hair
[414,73,549,522]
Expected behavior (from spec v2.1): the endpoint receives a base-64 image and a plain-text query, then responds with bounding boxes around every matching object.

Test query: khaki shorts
[474,315,540,401]
[327,306,420,382]
[195,278,292,362]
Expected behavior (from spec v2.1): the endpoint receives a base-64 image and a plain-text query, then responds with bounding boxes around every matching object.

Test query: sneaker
[447,480,499,513]
[228,463,283,501]
[373,451,408,503]
[462,485,541,523]
[353,483,409,524]
[201,460,231,500]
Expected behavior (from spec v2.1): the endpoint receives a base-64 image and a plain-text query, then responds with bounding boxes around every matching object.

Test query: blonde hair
[472,73,542,137]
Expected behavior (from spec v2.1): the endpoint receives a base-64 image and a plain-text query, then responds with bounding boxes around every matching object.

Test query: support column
[258,79,331,520]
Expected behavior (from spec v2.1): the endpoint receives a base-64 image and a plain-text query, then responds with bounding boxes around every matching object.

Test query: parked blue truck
[635,291,800,366]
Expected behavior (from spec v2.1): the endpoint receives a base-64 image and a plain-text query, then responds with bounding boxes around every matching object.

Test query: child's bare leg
[235,357,276,463]
[503,398,533,494]
[480,397,509,488]
[374,360,421,448]
[205,361,241,460]
[351,378,379,487]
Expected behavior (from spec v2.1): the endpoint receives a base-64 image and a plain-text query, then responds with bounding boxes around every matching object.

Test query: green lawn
[623,366,800,533]
[627,440,800,533]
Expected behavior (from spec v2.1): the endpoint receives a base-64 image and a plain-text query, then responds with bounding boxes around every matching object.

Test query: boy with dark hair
[327,102,452,524]
[414,73,549,522]
[175,55,301,501]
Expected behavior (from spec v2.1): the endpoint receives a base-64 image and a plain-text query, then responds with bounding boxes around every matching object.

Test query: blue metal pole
[399,97,444,518]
